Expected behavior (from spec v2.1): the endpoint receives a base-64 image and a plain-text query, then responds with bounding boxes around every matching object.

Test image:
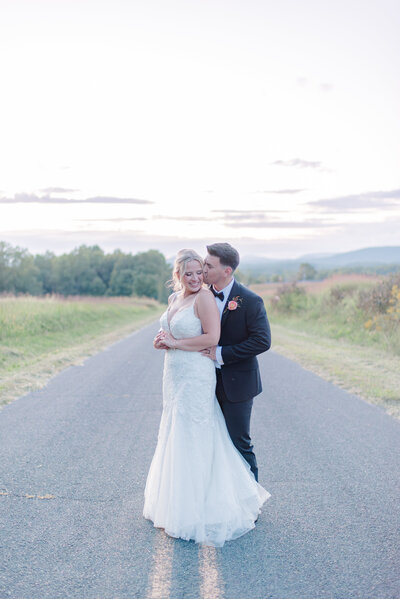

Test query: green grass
[0,295,164,407]
[267,288,400,353]
[270,322,400,419]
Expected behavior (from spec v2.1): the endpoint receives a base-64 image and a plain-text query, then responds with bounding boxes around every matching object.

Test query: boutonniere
[223,295,243,315]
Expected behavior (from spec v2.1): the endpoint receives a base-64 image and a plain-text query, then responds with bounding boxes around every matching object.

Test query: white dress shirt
[211,278,235,367]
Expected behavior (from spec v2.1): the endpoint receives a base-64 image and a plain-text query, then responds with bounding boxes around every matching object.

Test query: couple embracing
[143,243,272,547]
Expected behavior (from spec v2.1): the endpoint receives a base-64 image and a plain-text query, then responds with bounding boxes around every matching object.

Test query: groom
[201,243,271,482]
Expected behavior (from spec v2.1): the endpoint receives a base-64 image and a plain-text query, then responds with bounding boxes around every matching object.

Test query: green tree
[132,273,159,298]
[131,249,171,302]
[0,242,42,294]
[108,268,135,296]
[0,241,13,291]
[14,254,43,294]
[52,245,107,296]
[34,251,56,294]
[296,263,317,281]
[0,241,172,301]
[108,252,137,296]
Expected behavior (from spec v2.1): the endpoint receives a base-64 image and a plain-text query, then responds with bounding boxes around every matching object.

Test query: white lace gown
[143,302,271,547]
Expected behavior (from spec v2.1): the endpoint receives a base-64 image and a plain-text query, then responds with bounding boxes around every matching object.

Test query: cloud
[152,211,326,227]
[272,158,323,169]
[296,77,308,87]
[157,209,332,228]
[212,210,338,228]
[225,220,339,229]
[251,189,305,195]
[74,217,148,222]
[40,187,79,194]
[212,210,285,217]
[0,193,153,204]
[153,215,213,221]
[310,189,400,211]
[86,196,152,204]
[296,77,333,92]
[320,83,333,92]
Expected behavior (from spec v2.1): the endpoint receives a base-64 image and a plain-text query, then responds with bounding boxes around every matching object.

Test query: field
[252,273,383,297]
[255,274,400,419]
[2,276,400,420]
[0,294,164,408]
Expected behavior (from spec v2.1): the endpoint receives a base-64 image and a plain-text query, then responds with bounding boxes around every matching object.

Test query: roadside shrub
[328,284,358,305]
[360,276,400,353]
[358,274,400,315]
[270,282,308,313]
[262,274,400,356]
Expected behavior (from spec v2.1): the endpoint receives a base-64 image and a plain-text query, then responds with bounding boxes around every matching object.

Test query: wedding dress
[143,298,271,547]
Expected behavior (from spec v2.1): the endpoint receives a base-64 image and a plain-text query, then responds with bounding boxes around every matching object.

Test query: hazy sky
[1,0,399,258]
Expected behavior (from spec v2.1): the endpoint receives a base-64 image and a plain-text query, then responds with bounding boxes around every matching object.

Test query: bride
[143,249,270,547]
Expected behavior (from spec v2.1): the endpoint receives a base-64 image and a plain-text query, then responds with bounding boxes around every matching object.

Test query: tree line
[0,242,171,302]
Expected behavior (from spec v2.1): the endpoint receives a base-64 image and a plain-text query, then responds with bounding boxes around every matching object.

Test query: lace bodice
[160,302,202,338]
[159,302,216,425]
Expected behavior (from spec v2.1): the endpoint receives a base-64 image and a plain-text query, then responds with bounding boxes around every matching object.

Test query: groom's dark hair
[206,243,240,271]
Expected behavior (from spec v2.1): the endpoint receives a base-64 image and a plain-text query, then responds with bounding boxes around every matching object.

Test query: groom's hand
[200,345,217,360]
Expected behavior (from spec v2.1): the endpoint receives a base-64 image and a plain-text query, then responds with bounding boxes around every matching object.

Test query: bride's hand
[160,331,178,349]
[153,331,169,350]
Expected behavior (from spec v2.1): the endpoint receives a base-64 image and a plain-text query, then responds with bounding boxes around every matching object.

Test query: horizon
[2,236,399,264]
[1,0,399,259]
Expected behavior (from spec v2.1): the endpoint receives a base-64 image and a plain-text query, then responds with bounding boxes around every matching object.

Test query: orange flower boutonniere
[223,295,243,315]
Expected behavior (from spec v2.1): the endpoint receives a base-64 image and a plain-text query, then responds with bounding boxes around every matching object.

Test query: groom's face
[203,253,227,287]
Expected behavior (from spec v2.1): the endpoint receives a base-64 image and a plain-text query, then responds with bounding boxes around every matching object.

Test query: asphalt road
[0,321,399,599]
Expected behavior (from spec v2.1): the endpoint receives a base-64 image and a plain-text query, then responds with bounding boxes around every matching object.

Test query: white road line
[146,530,174,599]
[199,545,225,599]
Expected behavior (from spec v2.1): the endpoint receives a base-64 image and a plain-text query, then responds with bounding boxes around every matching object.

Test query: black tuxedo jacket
[218,280,271,403]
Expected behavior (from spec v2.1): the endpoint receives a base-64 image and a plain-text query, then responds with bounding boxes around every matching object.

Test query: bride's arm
[153,292,178,349]
[162,289,220,351]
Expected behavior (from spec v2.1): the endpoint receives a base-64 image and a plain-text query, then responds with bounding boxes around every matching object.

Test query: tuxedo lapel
[221,280,241,328]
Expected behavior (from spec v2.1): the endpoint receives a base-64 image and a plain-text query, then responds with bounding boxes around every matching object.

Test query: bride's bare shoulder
[198,287,213,299]
[195,287,216,310]
[168,291,179,306]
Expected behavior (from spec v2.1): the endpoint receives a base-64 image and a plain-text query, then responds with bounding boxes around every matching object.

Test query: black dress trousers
[215,369,258,482]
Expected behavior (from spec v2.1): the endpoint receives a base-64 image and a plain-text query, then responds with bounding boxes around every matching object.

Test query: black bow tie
[210,286,224,301]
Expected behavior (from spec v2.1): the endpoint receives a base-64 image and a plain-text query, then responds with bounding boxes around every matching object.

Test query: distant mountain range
[240,246,400,273]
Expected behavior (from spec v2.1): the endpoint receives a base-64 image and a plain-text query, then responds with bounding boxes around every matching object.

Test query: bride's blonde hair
[168,249,204,292]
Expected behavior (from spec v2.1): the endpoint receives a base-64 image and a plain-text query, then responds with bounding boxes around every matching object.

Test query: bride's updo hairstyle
[168,249,204,292]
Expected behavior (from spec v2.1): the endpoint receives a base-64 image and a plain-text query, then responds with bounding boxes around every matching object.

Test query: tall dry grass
[256,274,400,418]
[261,275,400,355]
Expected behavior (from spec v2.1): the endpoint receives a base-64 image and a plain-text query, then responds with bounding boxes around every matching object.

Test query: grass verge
[0,295,164,408]
[256,275,400,420]
[271,321,400,420]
